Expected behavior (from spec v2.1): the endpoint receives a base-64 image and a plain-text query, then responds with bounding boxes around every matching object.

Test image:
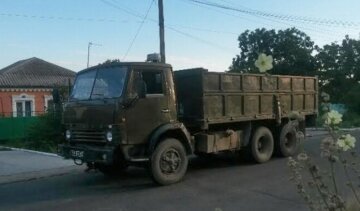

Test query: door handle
[161,109,170,113]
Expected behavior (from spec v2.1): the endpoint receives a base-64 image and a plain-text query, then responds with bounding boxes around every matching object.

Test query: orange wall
[0,90,52,117]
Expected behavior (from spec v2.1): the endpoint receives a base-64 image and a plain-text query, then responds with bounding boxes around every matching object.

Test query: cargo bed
[174,68,318,129]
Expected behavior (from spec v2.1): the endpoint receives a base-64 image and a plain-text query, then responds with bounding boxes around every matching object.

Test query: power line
[166,23,238,35]
[1,10,240,39]
[99,0,235,54]
[181,0,347,40]
[99,0,146,20]
[187,0,360,29]
[122,0,155,60]
[0,12,136,23]
[166,25,234,53]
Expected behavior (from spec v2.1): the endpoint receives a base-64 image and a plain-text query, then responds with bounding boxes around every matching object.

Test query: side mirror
[136,80,146,98]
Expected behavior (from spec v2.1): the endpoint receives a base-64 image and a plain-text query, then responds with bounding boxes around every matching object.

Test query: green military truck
[58,56,318,185]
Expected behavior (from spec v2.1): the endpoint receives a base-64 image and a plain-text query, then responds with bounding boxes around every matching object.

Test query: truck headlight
[106,131,113,142]
[65,130,71,140]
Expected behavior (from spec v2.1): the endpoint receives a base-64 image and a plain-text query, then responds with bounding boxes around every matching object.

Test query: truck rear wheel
[250,127,274,163]
[276,122,299,157]
[150,138,188,185]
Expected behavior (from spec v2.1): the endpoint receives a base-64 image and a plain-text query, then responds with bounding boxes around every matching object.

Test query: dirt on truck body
[59,58,318,185]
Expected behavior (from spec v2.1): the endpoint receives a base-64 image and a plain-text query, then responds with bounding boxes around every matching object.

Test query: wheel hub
[160,148,181,174]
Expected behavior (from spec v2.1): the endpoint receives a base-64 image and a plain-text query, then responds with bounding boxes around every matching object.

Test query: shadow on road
[85,152,273,190]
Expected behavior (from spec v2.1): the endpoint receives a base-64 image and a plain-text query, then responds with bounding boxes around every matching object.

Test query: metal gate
[0,116,39,140]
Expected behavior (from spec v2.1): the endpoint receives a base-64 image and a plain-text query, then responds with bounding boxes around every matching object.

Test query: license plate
[70,150,84,158]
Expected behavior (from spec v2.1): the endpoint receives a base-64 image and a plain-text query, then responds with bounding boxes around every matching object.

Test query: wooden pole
[158,0,166,63]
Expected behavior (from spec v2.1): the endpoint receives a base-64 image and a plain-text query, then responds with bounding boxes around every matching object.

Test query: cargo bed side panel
[174,69,318,129]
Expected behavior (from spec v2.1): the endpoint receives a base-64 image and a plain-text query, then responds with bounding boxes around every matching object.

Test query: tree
[229,28,318,76]
[100,59,121,65]
[316,35,360,103]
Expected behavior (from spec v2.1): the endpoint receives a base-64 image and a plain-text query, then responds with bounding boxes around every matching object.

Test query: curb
[0,146,59,157]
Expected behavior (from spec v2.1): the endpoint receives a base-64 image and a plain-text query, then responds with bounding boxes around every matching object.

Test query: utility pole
[87,42,102,68]
[87,42,92,68]
[158,0,166,63]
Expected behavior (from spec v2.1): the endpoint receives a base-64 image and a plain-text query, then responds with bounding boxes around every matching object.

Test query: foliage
[316,36,360,104]
[343,84,360,115]
[0,138,28,149]
[0,86,67,152]
[22,86,66,153]
[342,112,360,128]
[229,27,318,76]
[24,110,62,153]
[99,59,121,65]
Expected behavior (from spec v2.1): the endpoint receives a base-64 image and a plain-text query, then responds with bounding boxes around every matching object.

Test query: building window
[16,101,32,117]
[12,94,35,117]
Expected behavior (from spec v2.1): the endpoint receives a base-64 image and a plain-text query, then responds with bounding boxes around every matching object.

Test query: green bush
[24,111,63,153]
[0,138,27,149]
[341,111,360,128]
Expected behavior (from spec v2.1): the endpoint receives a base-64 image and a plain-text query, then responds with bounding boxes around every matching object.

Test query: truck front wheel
[150,138,188,185]
[250,127,274,163]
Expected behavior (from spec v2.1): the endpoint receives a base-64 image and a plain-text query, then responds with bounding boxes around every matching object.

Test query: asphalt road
[0,130,359,211]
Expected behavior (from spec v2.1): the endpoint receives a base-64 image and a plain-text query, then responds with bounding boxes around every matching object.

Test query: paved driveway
[0,149,77,184]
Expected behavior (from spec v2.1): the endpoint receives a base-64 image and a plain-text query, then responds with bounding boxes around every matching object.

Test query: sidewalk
[0,149,80,184]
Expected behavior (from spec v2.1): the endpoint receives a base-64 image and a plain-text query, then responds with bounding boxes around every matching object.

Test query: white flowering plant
[324,110,343,127]
[337,134,356,152]
[288,92,360,211]
[254,53,273,73]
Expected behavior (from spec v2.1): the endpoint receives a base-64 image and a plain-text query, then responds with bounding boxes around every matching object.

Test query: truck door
[125,68,171,144]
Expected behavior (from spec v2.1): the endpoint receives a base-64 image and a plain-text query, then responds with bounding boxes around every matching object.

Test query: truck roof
[78,62,172,74]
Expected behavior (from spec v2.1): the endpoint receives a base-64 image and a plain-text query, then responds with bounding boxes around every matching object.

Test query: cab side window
[142,71,163,94]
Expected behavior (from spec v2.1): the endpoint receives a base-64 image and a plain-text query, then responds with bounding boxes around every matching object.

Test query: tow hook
[73,159,84,165]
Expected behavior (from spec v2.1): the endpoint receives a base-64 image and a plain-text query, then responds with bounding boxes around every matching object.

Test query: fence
[0,116,39,140]
[0,111,60,141]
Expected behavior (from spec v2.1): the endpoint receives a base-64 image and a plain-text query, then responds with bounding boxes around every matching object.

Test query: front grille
[72,129,106,142]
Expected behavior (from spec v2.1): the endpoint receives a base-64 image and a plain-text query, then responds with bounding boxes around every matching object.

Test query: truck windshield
[70,66,127,100]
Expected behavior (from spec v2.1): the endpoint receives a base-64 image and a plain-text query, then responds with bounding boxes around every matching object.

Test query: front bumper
[58,144,115,164]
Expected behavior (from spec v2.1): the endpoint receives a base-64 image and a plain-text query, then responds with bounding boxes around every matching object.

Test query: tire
[276,122,300,157]
[150,138,188,185]
[250,126,274,163]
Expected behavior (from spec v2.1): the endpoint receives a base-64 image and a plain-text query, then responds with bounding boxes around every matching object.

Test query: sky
[1,0,360,72]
